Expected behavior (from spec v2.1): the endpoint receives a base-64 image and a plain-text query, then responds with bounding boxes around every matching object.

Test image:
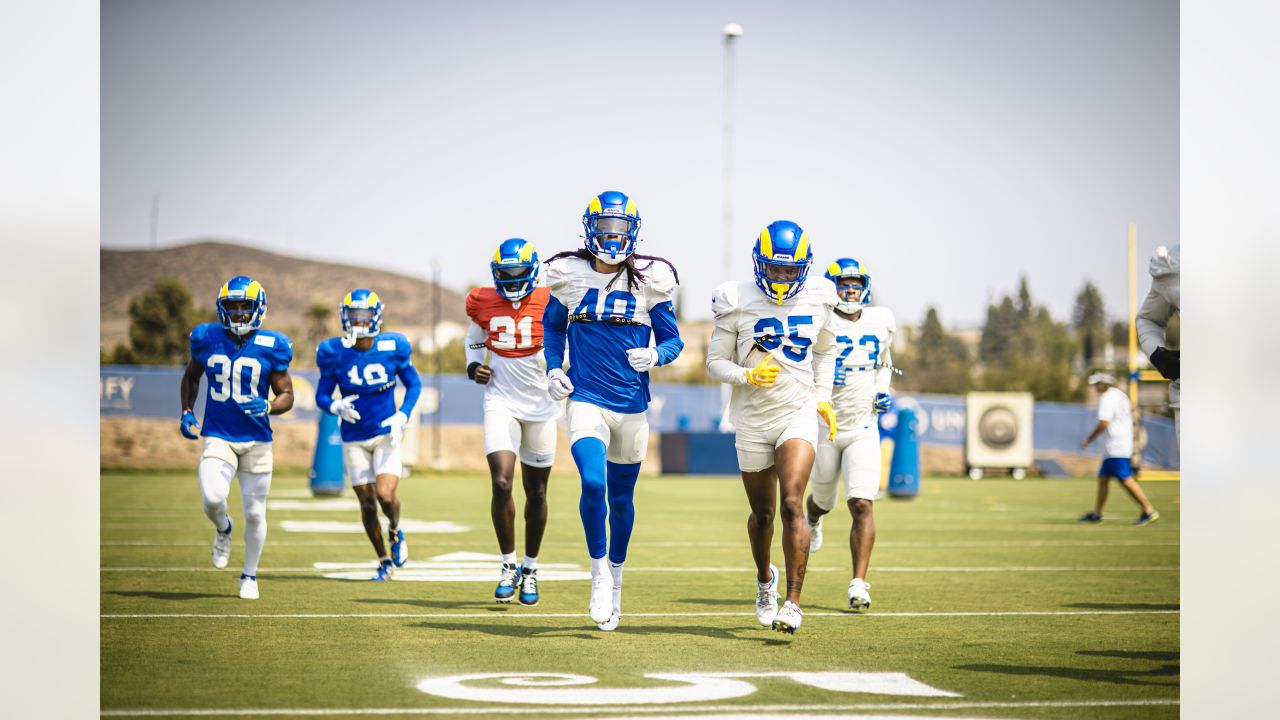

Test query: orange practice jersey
[464,286,549,359]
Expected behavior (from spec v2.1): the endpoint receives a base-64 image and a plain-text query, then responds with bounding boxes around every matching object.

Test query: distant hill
[101,241,469,353]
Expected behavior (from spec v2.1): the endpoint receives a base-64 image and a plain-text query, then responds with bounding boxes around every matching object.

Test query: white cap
[1087,372,1117,386]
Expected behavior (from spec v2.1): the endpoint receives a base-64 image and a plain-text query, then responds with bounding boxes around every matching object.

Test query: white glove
[380,411,408,442]
[329,394,361,423]
[626,347,660,372]
[547,368,574,401]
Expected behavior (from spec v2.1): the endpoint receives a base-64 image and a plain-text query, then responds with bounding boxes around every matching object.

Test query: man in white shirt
[1078,373,1159,526]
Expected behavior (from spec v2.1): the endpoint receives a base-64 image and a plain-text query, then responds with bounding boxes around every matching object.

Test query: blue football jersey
[315,332,421,442]
[189,323,294,443]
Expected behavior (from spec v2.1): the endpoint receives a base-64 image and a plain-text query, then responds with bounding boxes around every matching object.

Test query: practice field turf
[101,470,1179,719]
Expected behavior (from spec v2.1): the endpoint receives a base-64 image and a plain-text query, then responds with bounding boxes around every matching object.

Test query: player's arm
[267,370,294,415]
[396,341,423,414]
[179,358,203,438]
[542,296,569,372]
[1136,285,1178,380]
[464,321,492,384]
[649,301,684,365]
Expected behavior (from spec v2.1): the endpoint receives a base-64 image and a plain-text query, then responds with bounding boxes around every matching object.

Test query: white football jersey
[464,322,559,422]
[544,255,677,327]
[707,278,839,432]
[828,306,896,428]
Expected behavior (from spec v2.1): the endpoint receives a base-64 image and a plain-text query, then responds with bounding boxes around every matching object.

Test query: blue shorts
[1098,457,1134,480]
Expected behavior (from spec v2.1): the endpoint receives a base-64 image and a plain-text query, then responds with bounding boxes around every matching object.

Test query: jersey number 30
[207,355,261,403]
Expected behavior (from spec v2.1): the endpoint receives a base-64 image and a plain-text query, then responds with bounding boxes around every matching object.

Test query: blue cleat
[518,568,539,606]
[494,562,521,603]
[1135,510,1160,526]
[372,560,395,581]
[390,528,408,567]
[1078,512,1103,523]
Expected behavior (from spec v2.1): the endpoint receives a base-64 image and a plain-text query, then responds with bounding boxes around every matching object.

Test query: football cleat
[755,564,780,627]
[372,560,395,582]
[1135,510,1160,526]
[211,520,232,569]
[582,191,641,265]
[772,600,803,634]
[589,564,615,624]
[824,258,872,313]
[389,528,408,567]
[494,563,521,603]
[238,573,259,600]
[848,578,872,611]
[518,568,540,606]
[216,276,267,336]
[340,288,384,340]
[597,610,620,632]
[752,220,813,304]
[491,239,540,300]
[597,568,623,631]
[808,514,823,553]
[1078,512,1103,523]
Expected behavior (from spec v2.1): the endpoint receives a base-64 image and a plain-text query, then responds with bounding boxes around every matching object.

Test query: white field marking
[100,564,1178,574]
[100,539,1178,549]
[313,553,591,582]
[415,671,958,705]
[278,519,467,534]
[267,488,315,498]
[98,699,1179,717]
[267,498,361,511]
[101,609,1180,619]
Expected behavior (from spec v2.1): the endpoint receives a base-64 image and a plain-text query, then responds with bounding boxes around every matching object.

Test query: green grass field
[101,470,1179,719]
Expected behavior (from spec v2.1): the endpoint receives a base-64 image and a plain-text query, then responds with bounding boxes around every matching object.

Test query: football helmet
[752,220,813,304]
[490,238,539,300]
[216,276,267,336]
[582,190,640,265]
[824,257,872,313]
[341,288,384,339]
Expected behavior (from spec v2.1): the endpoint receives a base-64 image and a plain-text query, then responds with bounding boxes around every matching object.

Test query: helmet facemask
[492,264,536,300]
[834,274,870,313]
[341,305,382,340]
[753,255,811,304]
[584,214,639,265]
[218,297,263,336]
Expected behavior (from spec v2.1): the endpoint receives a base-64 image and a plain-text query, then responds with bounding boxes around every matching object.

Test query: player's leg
[566,401,613,623]
[738,433,780,627]
[595,411,648,630]
[844,425,881,611]
[484,408,524,599]
[372,433,406,566]
[806,431,844,553]
[516,417,556,607]
[345,441,391,579]
[196,453,236,569]
[773,437,815,606]
[235,444,273,599]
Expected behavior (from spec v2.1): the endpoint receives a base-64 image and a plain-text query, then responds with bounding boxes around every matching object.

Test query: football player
[1136,244,1180,442]
[803,258,896,612]
[315,289,422,581]
[706,221,839,634]
[464,239,558,605]
[543,190,684,630]
[179,276,295,600]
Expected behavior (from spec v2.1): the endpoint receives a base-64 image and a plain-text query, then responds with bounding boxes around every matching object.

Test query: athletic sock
[501,552,517,566]
[605,461,641,565]
[571,438,609,560]
[522,555,538,573]
[591,556,609,577]
[241,492,268,576]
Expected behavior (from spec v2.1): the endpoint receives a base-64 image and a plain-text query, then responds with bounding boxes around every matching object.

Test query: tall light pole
[722,22,743,282]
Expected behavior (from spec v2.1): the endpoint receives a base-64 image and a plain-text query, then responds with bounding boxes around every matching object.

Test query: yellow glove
[745,353,780,386]
[817,401,837,440]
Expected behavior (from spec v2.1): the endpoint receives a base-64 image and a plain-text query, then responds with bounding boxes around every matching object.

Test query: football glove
[817,401,838,440]
[380,411,408,442]
[626,347,660,372]
[179,410,200,440]
[745,354,780,386]
[547,368,574,400]
[238,396,271,418]
[873,392,893,413]
[329,394,361,423]
[1150,347,1179,381]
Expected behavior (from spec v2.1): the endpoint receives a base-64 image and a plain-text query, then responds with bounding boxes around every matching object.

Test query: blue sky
[102,0,1178,326]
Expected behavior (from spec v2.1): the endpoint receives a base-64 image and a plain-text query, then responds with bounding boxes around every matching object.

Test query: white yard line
[100,565,1178,573]
[100,699,1178,716]
[101,609,1179,619]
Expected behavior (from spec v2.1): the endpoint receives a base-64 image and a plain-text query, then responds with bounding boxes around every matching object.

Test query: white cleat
[598,575,623,631]
[588,565,614,624]
[238,573,259,600]
[755,564,780,627]
[808,515,823,553]
[848,578,872,611]
[211,521,232,569]
[772,600,803,634]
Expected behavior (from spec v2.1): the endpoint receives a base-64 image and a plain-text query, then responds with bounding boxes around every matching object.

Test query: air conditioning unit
[964,392,1034,480]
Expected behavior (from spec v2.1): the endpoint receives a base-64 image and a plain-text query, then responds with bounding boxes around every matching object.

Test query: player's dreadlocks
[545,249,680,293]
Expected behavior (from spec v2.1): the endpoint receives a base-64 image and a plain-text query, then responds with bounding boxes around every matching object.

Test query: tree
[1072,281,1107,368]
[977,278,1082,401]
[898,307,973,394]
[108,278,200,365]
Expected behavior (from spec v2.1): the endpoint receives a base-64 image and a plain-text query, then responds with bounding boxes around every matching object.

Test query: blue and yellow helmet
[824,257,872,312]
[582,190,640,265]
[752,220,813,304]
[216,276,267,336]
[490,238,540,301]
[341,288,384,339]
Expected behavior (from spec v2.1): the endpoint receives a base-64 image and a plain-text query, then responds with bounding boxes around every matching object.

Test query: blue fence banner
[101,366,1178,469]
